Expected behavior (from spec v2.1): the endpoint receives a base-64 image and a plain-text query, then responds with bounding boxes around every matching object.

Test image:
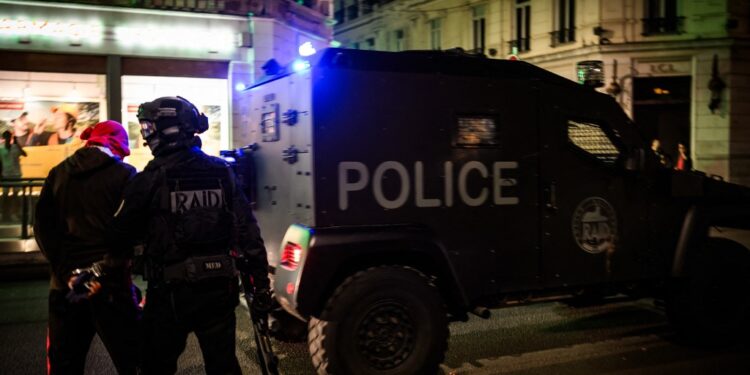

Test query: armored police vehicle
[232,48,750,374]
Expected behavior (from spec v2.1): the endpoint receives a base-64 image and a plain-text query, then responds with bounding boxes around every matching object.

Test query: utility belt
[145,254,238,284]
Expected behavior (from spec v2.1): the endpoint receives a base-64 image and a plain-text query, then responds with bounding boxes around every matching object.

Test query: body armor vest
[150,161,238,282]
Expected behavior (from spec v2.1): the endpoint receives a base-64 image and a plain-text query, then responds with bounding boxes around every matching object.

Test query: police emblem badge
[572,197,617,254]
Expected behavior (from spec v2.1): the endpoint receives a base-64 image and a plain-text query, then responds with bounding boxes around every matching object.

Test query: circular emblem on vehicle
[572,197,617,254]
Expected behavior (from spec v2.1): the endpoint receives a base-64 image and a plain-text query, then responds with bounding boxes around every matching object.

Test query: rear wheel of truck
[308,266,448,375]
[269,308,308,342]
[666,238,750,345]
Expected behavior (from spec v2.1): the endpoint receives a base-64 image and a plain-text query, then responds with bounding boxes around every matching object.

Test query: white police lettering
[373,161,410,209]
[444,161,454,207]
[338,161,369,210]
[337,161,519,210]
[415,161,441,207]
[170,189,224,214]
[458,161,488,207]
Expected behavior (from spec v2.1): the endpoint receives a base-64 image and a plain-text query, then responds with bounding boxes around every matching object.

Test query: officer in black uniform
[108,96,272,374]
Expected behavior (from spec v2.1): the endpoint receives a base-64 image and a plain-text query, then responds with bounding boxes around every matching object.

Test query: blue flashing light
[234,82,246,91]
[292,59,311,72]
[299,41,316,57]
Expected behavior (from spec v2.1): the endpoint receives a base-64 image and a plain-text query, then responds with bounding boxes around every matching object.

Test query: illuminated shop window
[121,75,229,171]
[454,116,498,148]
[0,71,106,178]
[567,120,620,165]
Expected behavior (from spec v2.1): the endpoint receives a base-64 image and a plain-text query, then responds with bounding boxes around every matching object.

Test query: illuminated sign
[114,26,235,52]
[0,18,236,52]
[0,18,103,43]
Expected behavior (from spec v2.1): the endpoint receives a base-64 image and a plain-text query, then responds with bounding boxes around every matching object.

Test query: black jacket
[35,147,136,289]
[108,144,270,290]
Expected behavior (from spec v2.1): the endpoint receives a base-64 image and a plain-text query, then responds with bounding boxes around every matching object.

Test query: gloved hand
[66,265,104,303]
[251,288,273,322]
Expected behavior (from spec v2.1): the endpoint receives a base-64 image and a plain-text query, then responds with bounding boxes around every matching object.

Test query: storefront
[0,0,330,175]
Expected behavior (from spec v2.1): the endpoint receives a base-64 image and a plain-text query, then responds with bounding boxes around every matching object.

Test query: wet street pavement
[1,278,747,374]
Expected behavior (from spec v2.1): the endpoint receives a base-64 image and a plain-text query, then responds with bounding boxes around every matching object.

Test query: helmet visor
[140,120,157,139]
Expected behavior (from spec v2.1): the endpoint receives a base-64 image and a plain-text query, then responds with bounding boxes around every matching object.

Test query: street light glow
[299,41,316,57]
[292,59,310,72]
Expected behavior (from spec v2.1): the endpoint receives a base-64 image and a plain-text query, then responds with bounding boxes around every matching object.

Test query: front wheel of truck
[308,265,449,375]
[666,238,750,345]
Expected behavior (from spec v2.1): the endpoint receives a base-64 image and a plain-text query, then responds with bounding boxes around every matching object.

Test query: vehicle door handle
[544,182,558,212]
[264,185,277,206]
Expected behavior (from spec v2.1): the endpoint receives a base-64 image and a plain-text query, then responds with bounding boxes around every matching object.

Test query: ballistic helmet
[137,96,208,155]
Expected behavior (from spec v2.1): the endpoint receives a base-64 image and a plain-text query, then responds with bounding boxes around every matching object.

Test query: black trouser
[47,287,140,374]
[141,278,241,375]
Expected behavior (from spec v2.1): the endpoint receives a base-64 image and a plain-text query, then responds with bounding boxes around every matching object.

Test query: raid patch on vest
[171,189,225,214]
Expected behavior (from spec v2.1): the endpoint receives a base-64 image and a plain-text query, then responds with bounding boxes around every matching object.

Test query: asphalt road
[1,279,747,375]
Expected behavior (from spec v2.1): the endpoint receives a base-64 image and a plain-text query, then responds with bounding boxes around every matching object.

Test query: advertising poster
[0,100,100,178]
[200,104,222,156]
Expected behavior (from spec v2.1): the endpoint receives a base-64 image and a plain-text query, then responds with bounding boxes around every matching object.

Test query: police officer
[108,96,272,374]
[35,120,139,374]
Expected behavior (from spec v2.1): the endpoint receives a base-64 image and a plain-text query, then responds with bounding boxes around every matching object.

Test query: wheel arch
[296,225,470,319]
[672,204,750,278]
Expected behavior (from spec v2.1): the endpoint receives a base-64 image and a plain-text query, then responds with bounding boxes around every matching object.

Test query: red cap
[80,120,131,159]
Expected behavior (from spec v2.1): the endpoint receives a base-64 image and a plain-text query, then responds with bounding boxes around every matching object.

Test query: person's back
[35,121,139,374]
[109,96,271,375]
[0,130,23,179]
[37,147,135,277]
[1,130,26,222]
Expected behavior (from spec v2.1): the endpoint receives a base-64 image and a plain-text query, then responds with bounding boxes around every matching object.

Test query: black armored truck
[230,48,750,374]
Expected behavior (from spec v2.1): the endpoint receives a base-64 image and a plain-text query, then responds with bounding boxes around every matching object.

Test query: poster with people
[0,101,100,178]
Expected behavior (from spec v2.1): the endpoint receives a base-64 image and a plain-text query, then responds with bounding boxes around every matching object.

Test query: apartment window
[430,18,442,50]
[472,5,486,54]
[394,29,405,51]
[352,42,360,50]
[347,1,359,21]
[335,1,345,24]
[366,38,375,50]
[510,0,531,53]
[362,0,376,15]
[642,0,683,35]
[551,0,575,47]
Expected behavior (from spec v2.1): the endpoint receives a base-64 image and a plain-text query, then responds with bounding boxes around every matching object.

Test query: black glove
[66,263,104,303]
[251,288,273,322]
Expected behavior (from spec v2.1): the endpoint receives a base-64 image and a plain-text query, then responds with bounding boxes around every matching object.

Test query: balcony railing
[362,0,377,15]
[642,17,685,36]
[549,28,575,47]
[1,178,45,239]
[508,38,530,54]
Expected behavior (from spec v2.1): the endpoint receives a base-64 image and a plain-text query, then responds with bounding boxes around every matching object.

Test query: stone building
[333,0,750,185]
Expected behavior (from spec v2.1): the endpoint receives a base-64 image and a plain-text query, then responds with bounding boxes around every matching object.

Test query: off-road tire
[308,266,449,375]
[666,237,750,345]
[269,308,308,343]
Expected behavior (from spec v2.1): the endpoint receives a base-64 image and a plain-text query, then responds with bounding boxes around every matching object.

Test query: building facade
[333,0,750,185]
[0,0,332,173]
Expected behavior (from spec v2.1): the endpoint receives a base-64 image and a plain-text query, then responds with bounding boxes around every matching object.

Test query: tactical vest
[149,160,238,283]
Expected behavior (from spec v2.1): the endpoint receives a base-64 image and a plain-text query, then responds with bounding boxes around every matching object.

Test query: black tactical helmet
[137,96,208,155]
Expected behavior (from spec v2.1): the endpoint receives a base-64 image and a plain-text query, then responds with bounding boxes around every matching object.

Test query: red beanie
[80,120,131,159]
